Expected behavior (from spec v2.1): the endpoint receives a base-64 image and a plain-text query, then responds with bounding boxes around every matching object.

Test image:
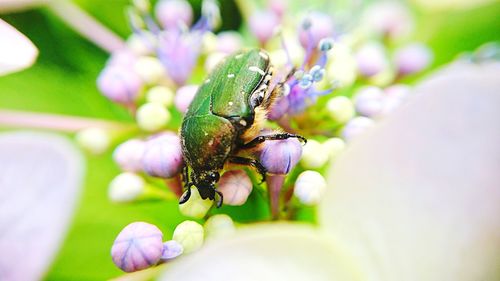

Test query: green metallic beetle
[179,49,305,207]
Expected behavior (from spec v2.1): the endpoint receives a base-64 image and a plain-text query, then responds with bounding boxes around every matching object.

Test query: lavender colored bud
[354,86,385,117]
[268,96,289,120]
[318,37,334,52]
[299,74,313,89]
[269,0,287,19]
[362,2,414,41]
[381,84,411,115]
[97,65,142,104]
[155,0,193,29]
[394,43,433,76]
[107,49,137,67]
[299,12,334,49]
[175,84,198,113]
[217,170,253,206]
[355,42,388,77]
[260,137,302,175]
[216,31,243,54]
[309,65,325,82]
[113,139,146,172]
[161,240,183,260]
[142,134,183,178]
[342,116,375,142]
[111,222,163,272]
[249,10,279,45]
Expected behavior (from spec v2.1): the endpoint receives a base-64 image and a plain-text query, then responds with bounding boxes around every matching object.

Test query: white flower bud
[134,56,165,84]
[75,127,110,155]
[326,43,358,88]
[172,220,204,254]
[300,139,329,169]
[294,171,327,205]
[322,137,346,161]
[326,96,355,124]
[342,116,375,142]
[204,214,236,240]
[108,172,145,203]
[179,187,213,219]
[136,102,171,131]
[146,86,174,107]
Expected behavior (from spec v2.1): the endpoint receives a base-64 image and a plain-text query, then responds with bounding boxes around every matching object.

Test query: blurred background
[0,0,499,280]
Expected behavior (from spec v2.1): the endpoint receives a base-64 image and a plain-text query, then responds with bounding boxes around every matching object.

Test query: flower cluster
[77,0,434,273]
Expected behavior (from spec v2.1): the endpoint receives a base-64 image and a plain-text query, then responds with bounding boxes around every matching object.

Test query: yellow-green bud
[172,220,204,254]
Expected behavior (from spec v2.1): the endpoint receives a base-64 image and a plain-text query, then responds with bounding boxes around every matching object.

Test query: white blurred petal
[320,61,500,280]
[0,19,38,75]
[0,132,84,281]
[0,0,48,12]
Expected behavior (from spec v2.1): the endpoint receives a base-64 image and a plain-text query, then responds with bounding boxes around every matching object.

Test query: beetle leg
[240,133,307,149]
[179,183,193,204]
[228,156,267,183]
[214,189,224,208]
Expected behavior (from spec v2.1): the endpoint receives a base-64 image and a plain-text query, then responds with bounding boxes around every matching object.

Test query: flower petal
[0,19,38,75]
[319,61,500,280]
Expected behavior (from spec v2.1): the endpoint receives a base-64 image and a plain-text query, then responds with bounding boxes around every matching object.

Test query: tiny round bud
[113,139,146,172]
[322,137,346,161]
[298,74,313,89]
[294,170,327,205]
[309,65,325,82]
[217,170,253,206]
[394,43,433,76]
[260,137,302,175]
[111,222,163,272]
[134,56,166,84]
[136,102,171,131]
[299,12,334,49]
[179,187,213,218]
[142,134,183,178]
[342,116,375,141]
[126,32,155,56]
[146,86,174,107]
[174,84,198,113]
[204,214,236,240]
[97,65,142,104]
[162,240,183,260]
[216,31,243,54]
[75,127,110,155]
[201,32,218,54]
[108,172,145,203]
[326,96,355,124]
[204,52,227,73]
[172,220,204,254]
[354,86,385,117]
[355,42,388,77]
[155,0,193,29]
[249,10,280,45]
[300,139,329,169]
[318,37,335,52]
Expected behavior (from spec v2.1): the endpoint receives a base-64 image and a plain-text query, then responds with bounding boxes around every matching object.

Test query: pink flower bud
[298,12,334,49]
[111,222,163,272]
[260,137,302,175]
[394,43,433,76]
[175,84,198,113]
[249,10,280,45]
[113,139,146,172]
[155,0,193,29]
[342,116,375,142]
[217,170,253,206]
[142,134,183,178]
[355,42,388,77]
[354,86,385,117]
[269,0,287,19]
[161,240,183,260]
[97,65,142,104]
[216,31,243,54]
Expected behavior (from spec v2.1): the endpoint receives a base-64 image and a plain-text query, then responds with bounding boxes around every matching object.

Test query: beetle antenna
[215,189,223,208]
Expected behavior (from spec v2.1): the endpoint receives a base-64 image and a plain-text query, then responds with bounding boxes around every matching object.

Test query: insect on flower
[179,49,306,207]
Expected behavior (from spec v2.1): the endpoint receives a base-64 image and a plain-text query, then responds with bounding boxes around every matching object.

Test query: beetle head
[193,170,220,200]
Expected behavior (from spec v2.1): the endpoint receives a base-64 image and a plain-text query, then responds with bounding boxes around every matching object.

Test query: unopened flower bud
[204,214,236,240]
[127,32,155,56]
[155,0,193,29]
[381,84,411,115]
[162,240,183,260]
[146,85,174,107]
[322,137,345,161]
[326,43,357,88]
[134,56,166,84]
[298,12,334,49]
[354,86,385,117]
[362,2,414,41]
[108,172,145,203]
[216,31,243,54]
[249,10,280,45]
[260,137,302,175]
[172,220,204,254]
[142,134,183,178]
[179,187,213,218]
[217,170,253,206]
[269,0,287,19]
[300,139,329,169]
[97,65,142,104]
[136,102,171,131]
[111,222,163,272]
[175,84,198,113]
[75,127,110,155]
[113,139,146,172]
[294,170,327,205]
[326,96,355,124]
[342,116,375,141]
[394,43,433,76]
[355,42,388,77]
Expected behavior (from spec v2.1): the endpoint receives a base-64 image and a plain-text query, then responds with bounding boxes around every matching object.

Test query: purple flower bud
[260,137,302,175]
[355,42,388,77]
[107,49,137,67]
[217,170,253,206]
[394,43,433,76]
[175,84,198,113]
[354,86,385,117]
[215,31,243,54]
[269,0,287,19]
[249,10,280,45]
[299,12,334,49]
[113,139,146,172]
[342,116,375,142]
[155,0,193,29]
[97,65,142,104]
[111,222,163,272]
[161,240,183,260]
[268,96,289,120]
[142,133,183,178]
[381,84,411,115]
